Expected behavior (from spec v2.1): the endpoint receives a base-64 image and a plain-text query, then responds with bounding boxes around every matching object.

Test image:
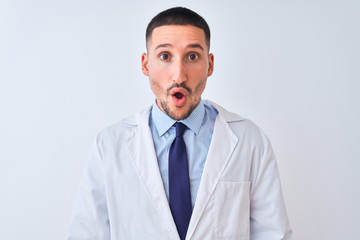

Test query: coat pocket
[214,181,251,239]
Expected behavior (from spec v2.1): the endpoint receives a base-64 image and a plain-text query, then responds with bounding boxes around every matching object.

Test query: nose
[172,59,187,84]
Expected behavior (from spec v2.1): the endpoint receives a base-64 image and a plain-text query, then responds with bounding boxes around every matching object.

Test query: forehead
[148,25,207,51]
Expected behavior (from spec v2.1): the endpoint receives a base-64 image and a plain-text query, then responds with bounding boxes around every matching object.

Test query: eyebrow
[155,43,204,51]
[187,44,204,51]
[155,43,173,50]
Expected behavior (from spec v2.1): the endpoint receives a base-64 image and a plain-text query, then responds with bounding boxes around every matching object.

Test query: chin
[160,99,195,120]
[168,110,185,120]
[169,106,193,120]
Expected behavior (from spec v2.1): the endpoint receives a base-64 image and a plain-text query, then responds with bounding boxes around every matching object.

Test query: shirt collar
[151,99,205,137]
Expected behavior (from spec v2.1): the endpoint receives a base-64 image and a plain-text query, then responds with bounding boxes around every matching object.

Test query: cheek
[190,66,208,96]
[194,79,207,95]
[189,65,209,85]
[149,78,162,95]
[190,62,209,78]
[149,76,169,98]
[148,63,170,82]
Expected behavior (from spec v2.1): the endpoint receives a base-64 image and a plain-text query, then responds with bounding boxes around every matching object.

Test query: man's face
[142,25,214,120]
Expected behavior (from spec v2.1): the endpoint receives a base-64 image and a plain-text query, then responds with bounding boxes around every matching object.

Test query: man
[68,7,292,240]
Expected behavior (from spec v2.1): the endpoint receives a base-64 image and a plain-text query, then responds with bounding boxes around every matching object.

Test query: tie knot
[175,122,187,137]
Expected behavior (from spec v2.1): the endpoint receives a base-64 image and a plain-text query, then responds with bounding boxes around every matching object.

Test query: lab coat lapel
[186,104,239,240]
[126,108,180,240]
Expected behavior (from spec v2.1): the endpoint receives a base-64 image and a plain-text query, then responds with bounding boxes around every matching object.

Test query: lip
[170,87,188,107]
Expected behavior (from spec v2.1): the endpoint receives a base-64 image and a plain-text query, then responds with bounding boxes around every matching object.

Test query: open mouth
[174,92,184,100]
[170,87,187,107]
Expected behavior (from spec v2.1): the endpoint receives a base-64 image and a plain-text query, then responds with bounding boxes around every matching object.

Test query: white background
[1,0,359,239]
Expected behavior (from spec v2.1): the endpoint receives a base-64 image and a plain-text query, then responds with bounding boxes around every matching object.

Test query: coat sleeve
[67,134,110,240]
[250,136,292,240]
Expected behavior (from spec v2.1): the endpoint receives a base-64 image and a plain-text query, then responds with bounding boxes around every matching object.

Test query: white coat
[68,101,292,240]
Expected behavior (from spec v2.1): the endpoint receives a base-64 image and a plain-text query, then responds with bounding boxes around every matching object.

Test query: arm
[250,137,292,240]
[67,134,110,240]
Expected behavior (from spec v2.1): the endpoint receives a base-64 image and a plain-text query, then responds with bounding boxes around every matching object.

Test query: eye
[187,53,199,61]
[159,53,170,61]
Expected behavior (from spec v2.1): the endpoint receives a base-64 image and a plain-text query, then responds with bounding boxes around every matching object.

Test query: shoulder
[96,105,152,144]
[205,100,269,144]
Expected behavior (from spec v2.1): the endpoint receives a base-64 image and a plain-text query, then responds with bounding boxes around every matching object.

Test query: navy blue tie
[169,122,192,240]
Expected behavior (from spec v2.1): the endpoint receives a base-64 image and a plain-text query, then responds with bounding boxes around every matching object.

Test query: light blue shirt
[149,100,218,208]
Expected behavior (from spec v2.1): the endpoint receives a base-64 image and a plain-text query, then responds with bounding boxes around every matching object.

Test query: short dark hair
[146,7,211,51]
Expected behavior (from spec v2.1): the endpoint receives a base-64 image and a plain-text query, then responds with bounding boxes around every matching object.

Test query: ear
[207,53,214,77]
[141,53,149,76]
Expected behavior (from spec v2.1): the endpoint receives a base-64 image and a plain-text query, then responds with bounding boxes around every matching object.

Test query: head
[145,7,211,52]
[142,7,214,120]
